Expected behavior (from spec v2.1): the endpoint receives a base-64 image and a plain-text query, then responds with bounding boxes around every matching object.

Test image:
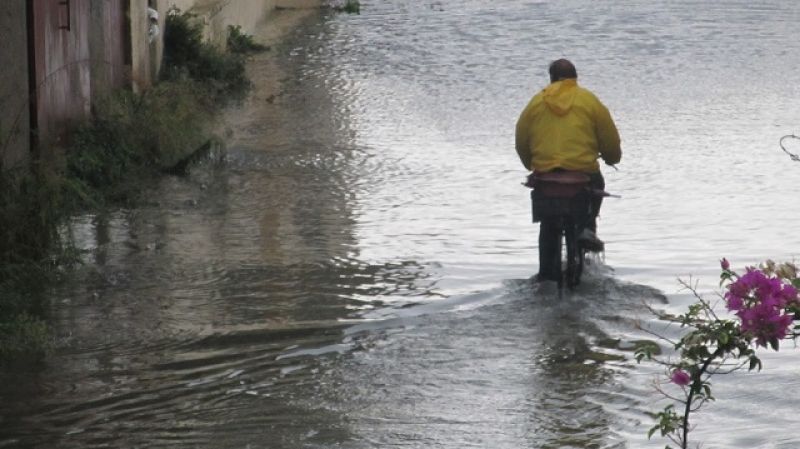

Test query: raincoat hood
[542,78,578,116]
[515,77,621,172]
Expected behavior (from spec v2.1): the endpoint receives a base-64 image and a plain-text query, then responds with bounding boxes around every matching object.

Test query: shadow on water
[0,9,375,448]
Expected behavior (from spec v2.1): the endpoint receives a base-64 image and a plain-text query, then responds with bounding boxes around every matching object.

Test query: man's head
[549,59,577,83]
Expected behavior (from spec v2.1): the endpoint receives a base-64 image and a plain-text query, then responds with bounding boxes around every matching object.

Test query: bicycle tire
[564,217,584,288]
[554,218,564,291]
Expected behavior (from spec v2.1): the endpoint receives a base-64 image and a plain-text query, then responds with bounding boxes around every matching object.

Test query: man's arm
[595,103,621,165]
[515,108,533,170]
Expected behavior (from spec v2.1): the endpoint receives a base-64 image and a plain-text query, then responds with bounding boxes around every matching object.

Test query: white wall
[166,0,322,47]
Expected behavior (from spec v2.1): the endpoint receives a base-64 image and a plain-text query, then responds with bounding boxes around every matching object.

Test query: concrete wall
[130,1,158,92]
[166,0,322,49]
[133,0,276,91]
[0,1,31,170]
[171,0,278,48]
[130,0,322,92]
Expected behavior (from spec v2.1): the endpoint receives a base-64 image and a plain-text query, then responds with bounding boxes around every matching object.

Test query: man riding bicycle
[515,59,621,281]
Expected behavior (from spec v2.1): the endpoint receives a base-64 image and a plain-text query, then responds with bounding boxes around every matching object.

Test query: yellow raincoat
[515,79,621,173]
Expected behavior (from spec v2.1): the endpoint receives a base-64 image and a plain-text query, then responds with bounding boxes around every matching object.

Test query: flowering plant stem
[637,259,800,448]
[680,347,723,448]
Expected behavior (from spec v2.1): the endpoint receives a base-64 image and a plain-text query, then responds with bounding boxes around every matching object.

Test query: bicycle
[526,170,604,290]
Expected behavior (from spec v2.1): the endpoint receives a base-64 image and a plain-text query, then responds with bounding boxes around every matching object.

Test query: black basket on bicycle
[528,171,592,226]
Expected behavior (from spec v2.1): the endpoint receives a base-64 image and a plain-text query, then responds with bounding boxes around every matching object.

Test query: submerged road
[4,2,800,448]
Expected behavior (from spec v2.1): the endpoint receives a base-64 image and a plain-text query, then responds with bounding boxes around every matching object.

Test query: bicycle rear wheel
[538,217,563,286]
[564,217,584,288]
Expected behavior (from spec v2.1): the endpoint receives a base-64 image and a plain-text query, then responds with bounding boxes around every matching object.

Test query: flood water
[4,1,800,448]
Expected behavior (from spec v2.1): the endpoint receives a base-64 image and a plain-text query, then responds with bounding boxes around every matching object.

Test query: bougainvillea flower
[780,284,799,305]
[721,263,799,348]
[724,293,744,312]
[737,302,794,348]
[670,369,691,386]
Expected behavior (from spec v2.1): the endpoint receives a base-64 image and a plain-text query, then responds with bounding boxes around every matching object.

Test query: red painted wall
[97,0,128,91]
[32,0,92,148]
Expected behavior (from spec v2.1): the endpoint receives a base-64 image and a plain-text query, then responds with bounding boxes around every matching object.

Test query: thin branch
[706,359,749,375]
[682,347,725,448]
[653,380,688,403]
[780,134,800,162]
[636,321,680,347]
[678,277,721,322]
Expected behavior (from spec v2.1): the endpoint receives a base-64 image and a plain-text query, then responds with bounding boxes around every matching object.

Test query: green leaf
[769,338,780,351]
[702,384,715,401]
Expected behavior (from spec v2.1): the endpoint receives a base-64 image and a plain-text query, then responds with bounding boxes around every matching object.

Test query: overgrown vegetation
[0,8,264,362]
[161,8,252,102]
[227,25,268,54]
[331,0,361,14]
[0,165,78,360]
[67,81,214,204]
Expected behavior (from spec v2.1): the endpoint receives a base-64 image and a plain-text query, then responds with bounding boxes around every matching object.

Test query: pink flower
[721,263,797,347]
[725,293,744,311]
[780,284,799,305]
[727,274,752,299]
[670,369,691,386]
[739,269,766,291]
[721,258,730,271]
[737,302,795,348]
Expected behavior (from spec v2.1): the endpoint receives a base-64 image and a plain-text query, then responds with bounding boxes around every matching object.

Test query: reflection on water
[3,1,800,448]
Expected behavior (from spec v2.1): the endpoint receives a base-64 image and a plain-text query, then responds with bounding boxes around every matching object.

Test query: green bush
[333,0,361,14]
[162,8,251,101]
[227,25,268,54]
[0,167,67,266]
[67,81,214,204]
[0,311,50,361]
[0,168,71,362]
[1,5,258,362]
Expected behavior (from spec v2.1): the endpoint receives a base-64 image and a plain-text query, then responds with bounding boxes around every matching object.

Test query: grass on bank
[67,80,214,202]
[0,9,262,362]
[227,25,269,54]
[162,7,253,102]
[0,167,73,360]
[332,0,361,14]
